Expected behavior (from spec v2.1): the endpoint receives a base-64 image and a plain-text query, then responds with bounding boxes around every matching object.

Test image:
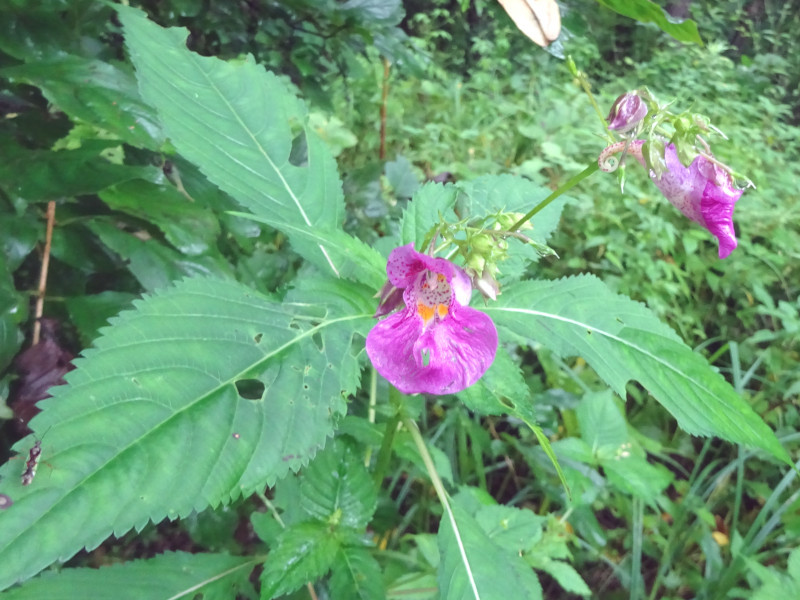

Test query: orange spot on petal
[417,303,435,324]
[437,303,448,318]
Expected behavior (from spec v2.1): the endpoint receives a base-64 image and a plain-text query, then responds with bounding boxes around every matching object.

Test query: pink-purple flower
[599,140,744,259]
[366,244,498,395]
[649,143,742,259]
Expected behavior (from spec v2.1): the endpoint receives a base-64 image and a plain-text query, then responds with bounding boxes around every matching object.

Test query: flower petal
[701,177,742,259]
[386,244,468,294]
[366,307,498,395]
[650,145,742,258]
[385,244,424,288]
[650,144,706,224]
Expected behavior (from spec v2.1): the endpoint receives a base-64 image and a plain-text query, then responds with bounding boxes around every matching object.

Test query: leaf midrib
[2,312,371,564]
[184,43,340,276]
[484,306,744,433]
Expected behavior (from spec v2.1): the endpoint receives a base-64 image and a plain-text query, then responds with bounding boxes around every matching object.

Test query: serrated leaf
[438,498,542,600]
[0,56,164,149]
[118,6,385,288]
[457,175,566,277]
[330,546,386,600]
[300,439,377,530]
[229,212,387,288]
[64,291,137,347]
[485,275,790,465]
[0,276,373,590]
[0,552,255,600]
[457,175,565,243]
[401,183,459,247]
[260,521,341,598]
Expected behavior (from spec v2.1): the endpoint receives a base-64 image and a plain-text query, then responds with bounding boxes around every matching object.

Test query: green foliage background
[0,1,797,599]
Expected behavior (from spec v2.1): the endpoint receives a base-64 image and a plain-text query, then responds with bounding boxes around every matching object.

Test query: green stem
[404,417,480,599]
[577,74,609,131]
[510,162,600,232]
[364,368,378,467]
[372,386,403,488]
[630,497,644,600]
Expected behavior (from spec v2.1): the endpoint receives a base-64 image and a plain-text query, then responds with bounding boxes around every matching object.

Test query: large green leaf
[99,180,221,256]
[1,56,164,149]
[331,546,386,600]
[261,440,380,597]
[0,276,373,590]
[400,183,458,248]
[596,0,703,45]
[457,175,566,278]
[438,498,542,600]
[118,6,385,289]
[0,252,27,373]
[299,439,377,531]
[457,175,565,246]
[485,275,790,465]
[0,552,256,600]
[86,220,234,291]
[0,141,156,202]
[260,521,341,598]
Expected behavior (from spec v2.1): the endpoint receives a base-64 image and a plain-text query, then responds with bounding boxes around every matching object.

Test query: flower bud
[470,234,493,254]
[607,91,648,134]
[496,212,531,231]
[474,267,500,301]
[373,281,404,318]
[465,253,486,276]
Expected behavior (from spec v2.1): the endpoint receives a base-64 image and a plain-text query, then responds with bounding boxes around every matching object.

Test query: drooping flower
[366,244,498,395]
[599,140,744,259]
[606,91,648,134]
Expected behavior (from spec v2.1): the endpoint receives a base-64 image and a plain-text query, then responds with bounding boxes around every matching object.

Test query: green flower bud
[470,234,494,254]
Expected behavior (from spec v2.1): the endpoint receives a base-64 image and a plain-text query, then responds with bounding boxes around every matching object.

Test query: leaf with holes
[119,5,385,288]
[485,275,790,465]
[0,276,373,590]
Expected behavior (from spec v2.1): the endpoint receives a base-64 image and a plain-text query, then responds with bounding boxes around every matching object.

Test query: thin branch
[32,200,57,345]
[379,58,390,161]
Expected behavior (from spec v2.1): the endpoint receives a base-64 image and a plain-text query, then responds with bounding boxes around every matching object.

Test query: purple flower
[650,144,743,259]
[607,91,648,134]
[366,244,498,395]
[598,140,743,259]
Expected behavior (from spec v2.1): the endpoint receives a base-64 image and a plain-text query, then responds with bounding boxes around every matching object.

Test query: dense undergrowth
[0,1,797,599]
[328,5,800,596]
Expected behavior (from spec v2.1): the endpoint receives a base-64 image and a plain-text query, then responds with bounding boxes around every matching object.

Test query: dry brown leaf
[497,0,561,47]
